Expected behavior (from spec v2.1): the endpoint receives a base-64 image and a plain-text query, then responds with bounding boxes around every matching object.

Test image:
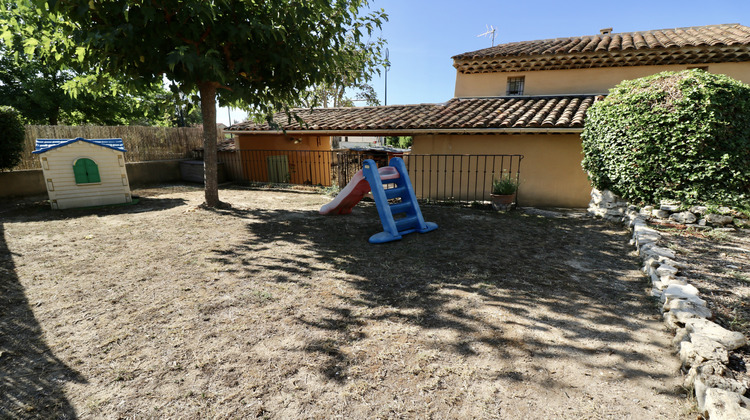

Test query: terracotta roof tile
[227,95,595,134]
[453,23,750,73]
[217,138,236,152]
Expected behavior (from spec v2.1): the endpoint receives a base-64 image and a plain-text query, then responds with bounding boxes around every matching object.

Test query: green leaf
[75,46,86,61]
[23,38,38,55]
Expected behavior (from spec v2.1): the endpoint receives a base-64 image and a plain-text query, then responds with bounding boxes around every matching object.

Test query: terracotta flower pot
[490,193,515,210]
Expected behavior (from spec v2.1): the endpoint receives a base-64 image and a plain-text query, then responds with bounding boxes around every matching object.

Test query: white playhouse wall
[39,141,132,210]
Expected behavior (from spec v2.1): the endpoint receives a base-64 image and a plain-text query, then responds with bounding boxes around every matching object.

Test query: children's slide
[319,166,400,215]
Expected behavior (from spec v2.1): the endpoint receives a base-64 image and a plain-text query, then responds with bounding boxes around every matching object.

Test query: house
[227,23,750,207]
[33,137,132,209]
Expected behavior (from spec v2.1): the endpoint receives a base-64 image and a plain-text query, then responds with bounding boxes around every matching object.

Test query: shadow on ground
[0,196,187,223]
[0,223,86,418]
[207,202,677,393]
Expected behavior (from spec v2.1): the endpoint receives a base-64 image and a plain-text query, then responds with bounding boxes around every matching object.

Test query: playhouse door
[267,155,290,183]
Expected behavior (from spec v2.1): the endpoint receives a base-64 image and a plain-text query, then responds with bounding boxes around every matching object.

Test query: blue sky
[217,0,750,125]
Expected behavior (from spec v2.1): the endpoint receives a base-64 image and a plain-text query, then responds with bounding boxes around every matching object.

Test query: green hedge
[581,70,750,208]
[0,106,25,171]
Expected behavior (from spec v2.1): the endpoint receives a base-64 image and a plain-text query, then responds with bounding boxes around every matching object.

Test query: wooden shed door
[267,155,290,183]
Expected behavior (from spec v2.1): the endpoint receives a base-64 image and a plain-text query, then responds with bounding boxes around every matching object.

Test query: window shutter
[73,159,89,183]
[73,158,100,184]
[85,159,101,183]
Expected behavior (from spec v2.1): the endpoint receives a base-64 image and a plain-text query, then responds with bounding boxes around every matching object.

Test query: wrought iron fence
[403,154,523,203]
[218,149,523,204]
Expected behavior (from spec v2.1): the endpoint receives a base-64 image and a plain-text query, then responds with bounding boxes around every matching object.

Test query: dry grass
[1,186,693,419]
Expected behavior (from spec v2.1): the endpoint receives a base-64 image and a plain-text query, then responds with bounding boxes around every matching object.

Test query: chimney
[600,28,613,35]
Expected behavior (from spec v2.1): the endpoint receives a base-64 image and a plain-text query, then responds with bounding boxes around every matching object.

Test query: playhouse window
[73,158,101,184]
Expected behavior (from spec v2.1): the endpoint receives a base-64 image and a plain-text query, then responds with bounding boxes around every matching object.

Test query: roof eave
[33,137,127,154]
[453,44,750,74]
[227,127,584,136]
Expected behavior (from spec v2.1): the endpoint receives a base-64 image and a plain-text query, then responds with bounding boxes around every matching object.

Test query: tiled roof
[453,24,750,73]
[33,137,126,154]
[227,95,595,134]
[217,137,237,152]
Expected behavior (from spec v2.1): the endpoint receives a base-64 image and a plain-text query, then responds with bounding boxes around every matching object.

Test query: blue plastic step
[395,215,419,230]
[384,186,407,199]
[389,202,411,214]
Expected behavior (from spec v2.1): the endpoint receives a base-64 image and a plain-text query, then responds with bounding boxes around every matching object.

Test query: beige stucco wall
[454,62,750,97]
[411,133,591,208]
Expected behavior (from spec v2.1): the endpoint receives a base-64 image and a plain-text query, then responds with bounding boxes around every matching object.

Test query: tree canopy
[0,2,177,126]
[15,0,387,206]
[294,34,385,108]
[0,52,175,125]
[581,70,750,208]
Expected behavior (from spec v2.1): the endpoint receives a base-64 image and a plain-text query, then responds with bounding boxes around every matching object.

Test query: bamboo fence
[15,125,217,170]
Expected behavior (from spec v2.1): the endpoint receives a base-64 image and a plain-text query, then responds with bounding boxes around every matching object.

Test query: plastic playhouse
[33,137,132,210]
[320,157,438,243]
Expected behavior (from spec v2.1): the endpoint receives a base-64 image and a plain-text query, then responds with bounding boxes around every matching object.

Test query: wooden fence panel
[15,125,215,170]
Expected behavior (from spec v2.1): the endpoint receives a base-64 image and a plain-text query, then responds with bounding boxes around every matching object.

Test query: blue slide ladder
[362,157,438,244]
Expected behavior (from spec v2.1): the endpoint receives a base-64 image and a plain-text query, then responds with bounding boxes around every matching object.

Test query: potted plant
[490,173,518,210]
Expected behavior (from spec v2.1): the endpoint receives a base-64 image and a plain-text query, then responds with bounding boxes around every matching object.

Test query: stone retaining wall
[589,189,750,419]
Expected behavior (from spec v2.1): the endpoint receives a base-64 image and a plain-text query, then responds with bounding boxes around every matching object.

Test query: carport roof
[227,95,597,135]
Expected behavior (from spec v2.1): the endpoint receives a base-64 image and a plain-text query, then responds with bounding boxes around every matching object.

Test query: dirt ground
[1,185,697,419]
[654,225,750,388]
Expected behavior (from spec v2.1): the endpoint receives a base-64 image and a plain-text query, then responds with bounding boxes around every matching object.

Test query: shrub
[0,106,25,171]
[385,136,413,149]
[581,70,750,208]
[492,173,518,195]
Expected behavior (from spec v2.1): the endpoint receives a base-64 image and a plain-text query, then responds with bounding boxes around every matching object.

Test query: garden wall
[0,160,184,199]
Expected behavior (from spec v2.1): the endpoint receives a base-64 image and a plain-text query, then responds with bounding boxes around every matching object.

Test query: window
[73,158,101,184]
[506,76,525,95]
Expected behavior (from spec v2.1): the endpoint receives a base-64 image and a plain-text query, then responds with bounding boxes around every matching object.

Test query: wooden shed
[33,137,132,210]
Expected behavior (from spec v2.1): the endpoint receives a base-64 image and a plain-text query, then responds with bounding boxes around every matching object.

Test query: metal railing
[218,149,523,204]
[404,154,523,203]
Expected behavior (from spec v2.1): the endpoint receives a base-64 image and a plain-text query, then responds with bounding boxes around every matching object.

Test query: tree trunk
[199,82,220,207]
[48,107,59,126]
[49,73,59,125]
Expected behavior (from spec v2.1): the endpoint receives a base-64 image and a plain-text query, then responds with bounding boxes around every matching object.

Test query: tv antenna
[477,25,497,47]
[384,48,390,106]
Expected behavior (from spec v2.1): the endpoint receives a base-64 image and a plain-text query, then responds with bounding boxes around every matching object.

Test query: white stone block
[670,211,697,224]
[690,206,708,215]
[656,263,679,277]
[706,213,735,225]
[660,203,681,212]
[704,388,750,420]
[652,209,671,219]
[662,277,689,287]
[686,318,747,350]
[639,244,676,260]
[662,284,706,307]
